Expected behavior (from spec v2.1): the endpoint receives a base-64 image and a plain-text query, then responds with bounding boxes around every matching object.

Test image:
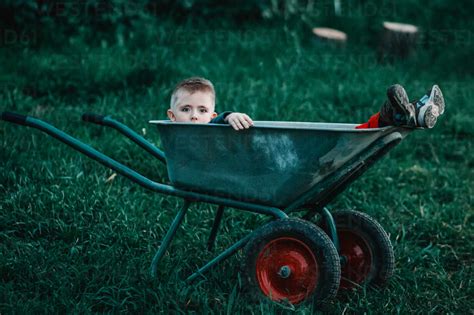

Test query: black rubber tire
[242,218,340,305]
[319,210,395,288]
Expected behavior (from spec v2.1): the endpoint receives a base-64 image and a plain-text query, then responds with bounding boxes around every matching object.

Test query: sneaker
[379,84,416,127]
[415,85,445,128]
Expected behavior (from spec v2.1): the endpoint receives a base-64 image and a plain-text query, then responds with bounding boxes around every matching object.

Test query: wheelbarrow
[1,111,412,305]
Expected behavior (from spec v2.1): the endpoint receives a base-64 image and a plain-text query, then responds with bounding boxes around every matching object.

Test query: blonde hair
[170,77,216,109]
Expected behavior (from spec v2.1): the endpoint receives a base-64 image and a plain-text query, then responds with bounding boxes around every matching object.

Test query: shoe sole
[387,84,415,125]
[429,84,445,115]
[417,103,439,128]
[388,84,410,113]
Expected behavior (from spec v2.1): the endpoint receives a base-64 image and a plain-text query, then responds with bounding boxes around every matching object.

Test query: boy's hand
[225,113,254,130]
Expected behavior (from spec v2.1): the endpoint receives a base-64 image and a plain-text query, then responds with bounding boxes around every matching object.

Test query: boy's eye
[199,108,208,113]
[181,107,190,112]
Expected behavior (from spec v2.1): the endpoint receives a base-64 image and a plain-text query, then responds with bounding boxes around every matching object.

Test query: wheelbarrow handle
[81,112,167,163]
[1,111,28,126]
[2,112,288,221]
[82,113,108,125]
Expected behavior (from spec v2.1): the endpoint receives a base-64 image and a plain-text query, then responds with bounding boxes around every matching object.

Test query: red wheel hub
[256,237,319,304]
[339,229,373,289]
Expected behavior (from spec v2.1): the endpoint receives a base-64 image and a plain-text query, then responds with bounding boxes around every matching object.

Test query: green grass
[1,18,473,313]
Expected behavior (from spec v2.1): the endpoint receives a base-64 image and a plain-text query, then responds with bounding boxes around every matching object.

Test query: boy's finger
[229,120,239,130]
[242,114,253,123]
[238,116,251,129]
[244,115,254,125]
[241,119,250,129]
[234,119,244,130]
[232,119,244,130]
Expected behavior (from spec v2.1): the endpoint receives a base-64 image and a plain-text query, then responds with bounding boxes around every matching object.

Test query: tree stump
[379,21,419,60]
[312,27,347,47]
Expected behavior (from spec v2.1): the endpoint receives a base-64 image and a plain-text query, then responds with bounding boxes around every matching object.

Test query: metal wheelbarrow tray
[154,120,409,210]
[1,111,413,305]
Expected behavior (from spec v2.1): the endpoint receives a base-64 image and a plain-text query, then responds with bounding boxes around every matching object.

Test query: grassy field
[1,15,473,314]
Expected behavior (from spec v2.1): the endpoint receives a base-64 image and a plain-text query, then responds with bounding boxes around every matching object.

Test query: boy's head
[167,77,218,123]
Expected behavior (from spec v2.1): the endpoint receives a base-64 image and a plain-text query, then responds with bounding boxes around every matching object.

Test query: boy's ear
[211,112,217,119]
[167,109,176,121]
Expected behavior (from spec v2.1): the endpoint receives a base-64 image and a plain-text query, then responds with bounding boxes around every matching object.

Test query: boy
[166,77,444,130]
[167,77,253,130]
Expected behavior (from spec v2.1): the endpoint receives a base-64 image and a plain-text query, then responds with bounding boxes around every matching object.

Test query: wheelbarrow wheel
[319,210,394,290]
[242,218,340,305]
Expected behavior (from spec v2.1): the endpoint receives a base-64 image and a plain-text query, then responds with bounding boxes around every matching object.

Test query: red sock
[356,112,381,129]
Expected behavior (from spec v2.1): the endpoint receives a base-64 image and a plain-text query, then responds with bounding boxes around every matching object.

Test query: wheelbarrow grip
[1,111,28,126]
[82,113,107,125]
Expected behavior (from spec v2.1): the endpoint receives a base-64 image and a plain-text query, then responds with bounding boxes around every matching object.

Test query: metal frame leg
[303,206,340,253]
[207,205,225,251]
[150,200,191,278]
[186,233,253,282]
[322,207,340,252]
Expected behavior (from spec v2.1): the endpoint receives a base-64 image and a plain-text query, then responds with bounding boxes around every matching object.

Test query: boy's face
[167,90,217,123]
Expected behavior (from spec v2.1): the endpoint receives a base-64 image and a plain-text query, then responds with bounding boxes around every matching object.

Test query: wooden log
[312,27,347,47]
[379,21,419,60]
